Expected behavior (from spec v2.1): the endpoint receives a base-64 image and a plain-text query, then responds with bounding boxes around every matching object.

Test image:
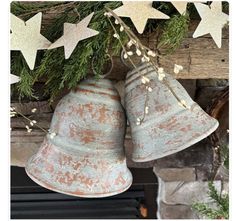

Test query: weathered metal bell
[125,63,219,162]
[25,79,132,198]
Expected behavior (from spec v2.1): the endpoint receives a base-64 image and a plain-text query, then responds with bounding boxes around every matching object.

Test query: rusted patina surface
[125,63,219,162]
[26,79,132,197]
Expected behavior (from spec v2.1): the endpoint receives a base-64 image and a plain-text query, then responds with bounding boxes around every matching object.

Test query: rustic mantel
[16,4,229,80]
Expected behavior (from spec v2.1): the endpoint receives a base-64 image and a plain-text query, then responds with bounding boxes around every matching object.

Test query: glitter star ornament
[10,13,51,70]
[113,1,169,34]
[48,12,99,59]
[10,74,20,84]
[193,2,229,48]
[171,2,188,14]
[171,1,207,15]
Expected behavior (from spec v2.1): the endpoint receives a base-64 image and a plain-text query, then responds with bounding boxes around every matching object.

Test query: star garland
[10,12,51,70]
[48,12,99,59]
[171,2,188,15]
[10,74,20,84]
[113,1,169,34]
[193,2,229,48]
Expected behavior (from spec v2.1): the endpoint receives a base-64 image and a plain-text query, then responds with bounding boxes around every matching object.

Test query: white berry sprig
[104,7,189,125]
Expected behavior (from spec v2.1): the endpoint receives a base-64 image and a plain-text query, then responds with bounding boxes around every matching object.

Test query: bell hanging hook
[92,53,114,79]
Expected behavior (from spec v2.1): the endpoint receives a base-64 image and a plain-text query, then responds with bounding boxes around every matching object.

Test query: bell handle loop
[120,48,133,69]
[92,53,114,79]
[120,48,144,70]
[73,8,81,22]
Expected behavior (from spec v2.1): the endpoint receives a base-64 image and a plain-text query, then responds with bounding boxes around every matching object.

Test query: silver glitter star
[113,1,169,34]
[11,12,51,70]
[193,2,229,48]
[48,12,99,59]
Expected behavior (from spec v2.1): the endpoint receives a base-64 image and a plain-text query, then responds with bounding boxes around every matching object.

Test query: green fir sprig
[192,182,229,219]
[158,13,190,54]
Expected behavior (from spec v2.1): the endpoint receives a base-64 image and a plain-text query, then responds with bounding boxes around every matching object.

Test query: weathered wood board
[11,101,53,115]
[108,22,229,80]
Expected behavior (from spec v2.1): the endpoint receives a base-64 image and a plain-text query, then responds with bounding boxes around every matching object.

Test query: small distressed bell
[26,79,132,198]
[125,63,219,162]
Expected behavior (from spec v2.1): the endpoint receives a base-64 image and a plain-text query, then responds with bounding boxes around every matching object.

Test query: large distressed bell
[26,79,132,197]
[125,63,219,162]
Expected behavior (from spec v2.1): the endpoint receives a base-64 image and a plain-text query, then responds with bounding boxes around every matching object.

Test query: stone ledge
[154,140,213,170]
[156,178,229,219]
[158,179,222,205]
[157,201,199,219]
[153,167,196,182]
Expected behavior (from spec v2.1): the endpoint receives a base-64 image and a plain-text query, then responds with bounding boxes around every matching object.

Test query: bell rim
[25,139,133,198]
[25,165,133,198]
[131,119,219,162]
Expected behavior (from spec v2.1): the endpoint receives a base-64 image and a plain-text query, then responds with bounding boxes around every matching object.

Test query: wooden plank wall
[158,21,229,79]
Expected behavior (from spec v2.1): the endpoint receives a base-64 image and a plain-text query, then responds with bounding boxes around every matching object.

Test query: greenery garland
[11,1,126,100]
[10,1,228,101]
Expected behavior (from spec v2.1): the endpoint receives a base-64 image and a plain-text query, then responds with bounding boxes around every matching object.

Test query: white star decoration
[171,2,188,15]
[11,12,51,70]
[113,1,169,34]
[193,2,229,48]
[10,74,20,84]
[48,12,99,59]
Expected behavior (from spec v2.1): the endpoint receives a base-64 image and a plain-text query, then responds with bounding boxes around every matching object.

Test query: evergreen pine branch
[208,182,229,215]
[158,13,190,54]
[11,1,76,17]
[192,203,225,219]
[208,181,222,205]
[11,52,36,98]
[192,182,229,219]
